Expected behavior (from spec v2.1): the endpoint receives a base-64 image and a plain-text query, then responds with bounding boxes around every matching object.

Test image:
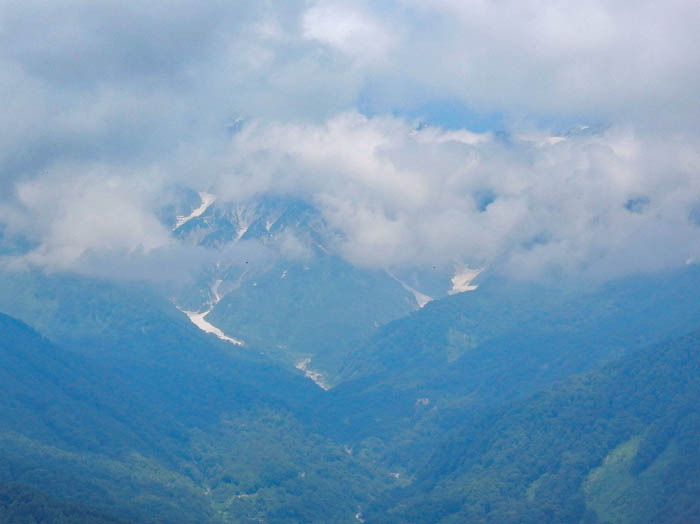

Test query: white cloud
[209,114,700,278]
[6,166,172,270]
[302,2,395,64]
[367,0,700,127]
[0,0,698,281]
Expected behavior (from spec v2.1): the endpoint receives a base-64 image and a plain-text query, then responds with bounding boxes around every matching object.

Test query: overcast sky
[1,0,699,279]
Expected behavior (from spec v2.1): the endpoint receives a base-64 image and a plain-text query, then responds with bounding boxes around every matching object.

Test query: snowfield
[173,192,216,230]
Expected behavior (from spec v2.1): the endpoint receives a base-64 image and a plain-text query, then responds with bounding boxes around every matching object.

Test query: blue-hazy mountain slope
[165,194,428,377]
[206,253,416,376]
[0,482,128,524]
[363,330,700,523]
[1,264,700,522]
[310,265,700,465]
[0,296,394,523]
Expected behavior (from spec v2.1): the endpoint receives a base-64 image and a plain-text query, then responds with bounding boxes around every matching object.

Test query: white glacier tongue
[178,278,244,346]
[233,204,254,240]
[180,308,244,346]
[386,270,433,308]
[295,358,330,390]
[173,192,216,230]
[449,268,482,295]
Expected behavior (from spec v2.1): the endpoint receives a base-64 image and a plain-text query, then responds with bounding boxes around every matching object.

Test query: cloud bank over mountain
[216,115,700,278]
[1,0,699,279]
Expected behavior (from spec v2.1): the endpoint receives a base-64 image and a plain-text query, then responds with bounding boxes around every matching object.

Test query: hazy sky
[1,0,699,279]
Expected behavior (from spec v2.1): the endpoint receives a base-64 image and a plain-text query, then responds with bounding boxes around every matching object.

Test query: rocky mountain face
[162,191,455,383]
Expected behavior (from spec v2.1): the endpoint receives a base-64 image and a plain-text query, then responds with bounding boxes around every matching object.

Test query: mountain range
[1,194,699,523]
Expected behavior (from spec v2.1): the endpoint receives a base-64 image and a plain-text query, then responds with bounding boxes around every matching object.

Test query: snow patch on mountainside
[386,271,433,308]
[296,358,330,390]
[173,192,216,230]
[233,204,256,240]
[449,268,482,294]
[180,308,244,346]
[236,222,250,240]
[178,278,244,346]
[211,279,223,303]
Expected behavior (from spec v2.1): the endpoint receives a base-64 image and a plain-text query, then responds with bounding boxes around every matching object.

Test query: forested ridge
[363,331,700,523]
[0,483,127,524]
[0,302,391,523]
[1,269,700,523]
